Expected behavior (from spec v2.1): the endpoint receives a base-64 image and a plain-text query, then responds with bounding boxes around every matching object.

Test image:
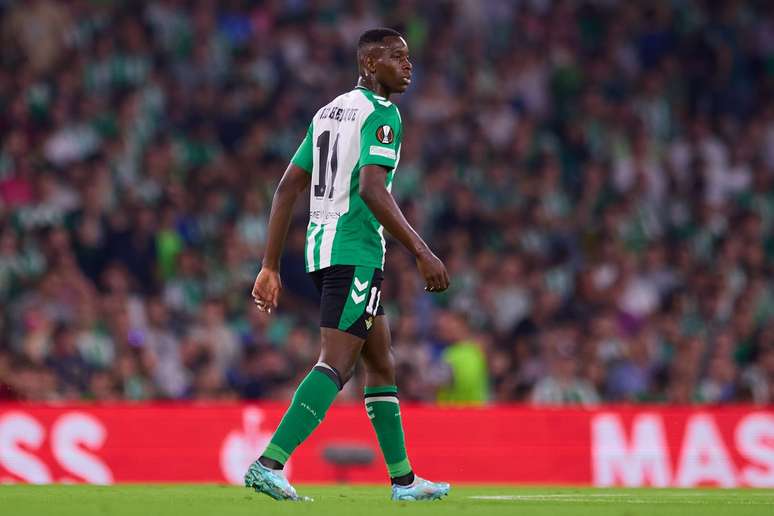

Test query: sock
[364,385,414,485]
[391,470,415,487]
[260,364,342,466]
[257,457,283,471]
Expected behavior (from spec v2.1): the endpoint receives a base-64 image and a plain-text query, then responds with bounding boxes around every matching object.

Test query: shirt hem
[306,260,384,273]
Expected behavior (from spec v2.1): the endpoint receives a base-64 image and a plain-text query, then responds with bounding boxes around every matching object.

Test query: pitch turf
[1,485,773,516]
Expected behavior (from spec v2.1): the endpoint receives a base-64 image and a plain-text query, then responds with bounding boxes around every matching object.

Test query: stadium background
[0,0,773,488]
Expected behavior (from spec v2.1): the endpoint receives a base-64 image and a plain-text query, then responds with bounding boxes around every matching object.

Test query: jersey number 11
[315,130,339,199]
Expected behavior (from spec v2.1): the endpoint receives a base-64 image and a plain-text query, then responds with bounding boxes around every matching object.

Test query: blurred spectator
[0,350,15,400]
[46,323,91,397]
[2,0,72,74]
[143,295,187,398]
[531,328,600,406]
[435,310,490,405]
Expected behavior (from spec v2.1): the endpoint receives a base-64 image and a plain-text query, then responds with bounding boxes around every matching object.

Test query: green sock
[365,385,412,478]
[262,368,340,465]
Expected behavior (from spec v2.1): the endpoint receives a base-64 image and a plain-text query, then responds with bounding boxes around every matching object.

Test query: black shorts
[309,265,385,339]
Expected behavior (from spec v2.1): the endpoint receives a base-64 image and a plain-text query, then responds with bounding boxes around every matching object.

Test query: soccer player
[244,28,450,501]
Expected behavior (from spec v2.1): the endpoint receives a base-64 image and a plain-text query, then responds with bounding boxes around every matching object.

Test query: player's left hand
[416,248,450,293]
[252,267,282,313]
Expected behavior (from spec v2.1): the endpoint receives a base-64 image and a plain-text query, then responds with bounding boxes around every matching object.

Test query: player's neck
[357,77,391,100]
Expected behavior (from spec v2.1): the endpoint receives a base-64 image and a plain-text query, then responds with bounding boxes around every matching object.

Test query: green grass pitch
[1,485,773,516]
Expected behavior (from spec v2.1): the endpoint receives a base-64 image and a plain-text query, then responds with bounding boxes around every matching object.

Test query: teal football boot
[391,476,450,501]
[244,460,311,501]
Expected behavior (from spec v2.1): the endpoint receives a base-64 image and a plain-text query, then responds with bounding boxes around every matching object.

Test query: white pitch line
[467,494,774,505]
[470,495,627,500]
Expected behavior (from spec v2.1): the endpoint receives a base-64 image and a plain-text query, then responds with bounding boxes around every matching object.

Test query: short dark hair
[358,28,403,48]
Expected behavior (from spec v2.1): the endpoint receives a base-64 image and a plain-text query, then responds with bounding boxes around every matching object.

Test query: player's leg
[361,316,412,482]
[258,328,362,465]
[361,314,450,500]
[245,328,363,501]
[245,266,370,500]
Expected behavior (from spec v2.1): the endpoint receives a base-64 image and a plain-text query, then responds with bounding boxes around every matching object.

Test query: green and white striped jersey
[291,86,403,272]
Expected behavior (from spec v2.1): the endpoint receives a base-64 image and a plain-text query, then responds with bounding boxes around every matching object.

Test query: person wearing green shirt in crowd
[436,310,490,405]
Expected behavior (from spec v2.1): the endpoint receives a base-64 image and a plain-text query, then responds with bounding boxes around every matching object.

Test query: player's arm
[261,164,311,271]
[253,125,313,312]
[359,166,449,292]
[252,163,310,312]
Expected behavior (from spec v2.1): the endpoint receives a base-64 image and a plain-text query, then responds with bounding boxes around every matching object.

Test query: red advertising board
[0,404,772,487]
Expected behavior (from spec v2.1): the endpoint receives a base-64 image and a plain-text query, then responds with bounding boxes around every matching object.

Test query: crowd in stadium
[1,0,773,405]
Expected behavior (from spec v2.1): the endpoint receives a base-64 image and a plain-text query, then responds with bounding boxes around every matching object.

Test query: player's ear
[360,45,379,74]
[364,53,377,74]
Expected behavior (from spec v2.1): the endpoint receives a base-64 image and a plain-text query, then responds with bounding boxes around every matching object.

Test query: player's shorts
[309,265,385,339]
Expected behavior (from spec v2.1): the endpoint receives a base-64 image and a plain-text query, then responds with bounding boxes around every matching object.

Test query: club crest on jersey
[376,125,394,144]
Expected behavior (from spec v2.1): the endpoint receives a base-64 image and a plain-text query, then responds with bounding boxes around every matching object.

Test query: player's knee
[365,351,396,384]
[340,367,356,387]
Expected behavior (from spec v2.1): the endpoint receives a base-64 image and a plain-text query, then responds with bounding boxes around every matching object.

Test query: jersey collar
[356,85,387,101]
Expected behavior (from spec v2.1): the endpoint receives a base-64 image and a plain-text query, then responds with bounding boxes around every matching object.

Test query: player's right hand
[416,249,450,293]
[252,268,282,313]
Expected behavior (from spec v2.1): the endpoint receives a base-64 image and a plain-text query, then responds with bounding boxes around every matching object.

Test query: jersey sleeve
[359,107,402,170]
[290,122,313,174]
